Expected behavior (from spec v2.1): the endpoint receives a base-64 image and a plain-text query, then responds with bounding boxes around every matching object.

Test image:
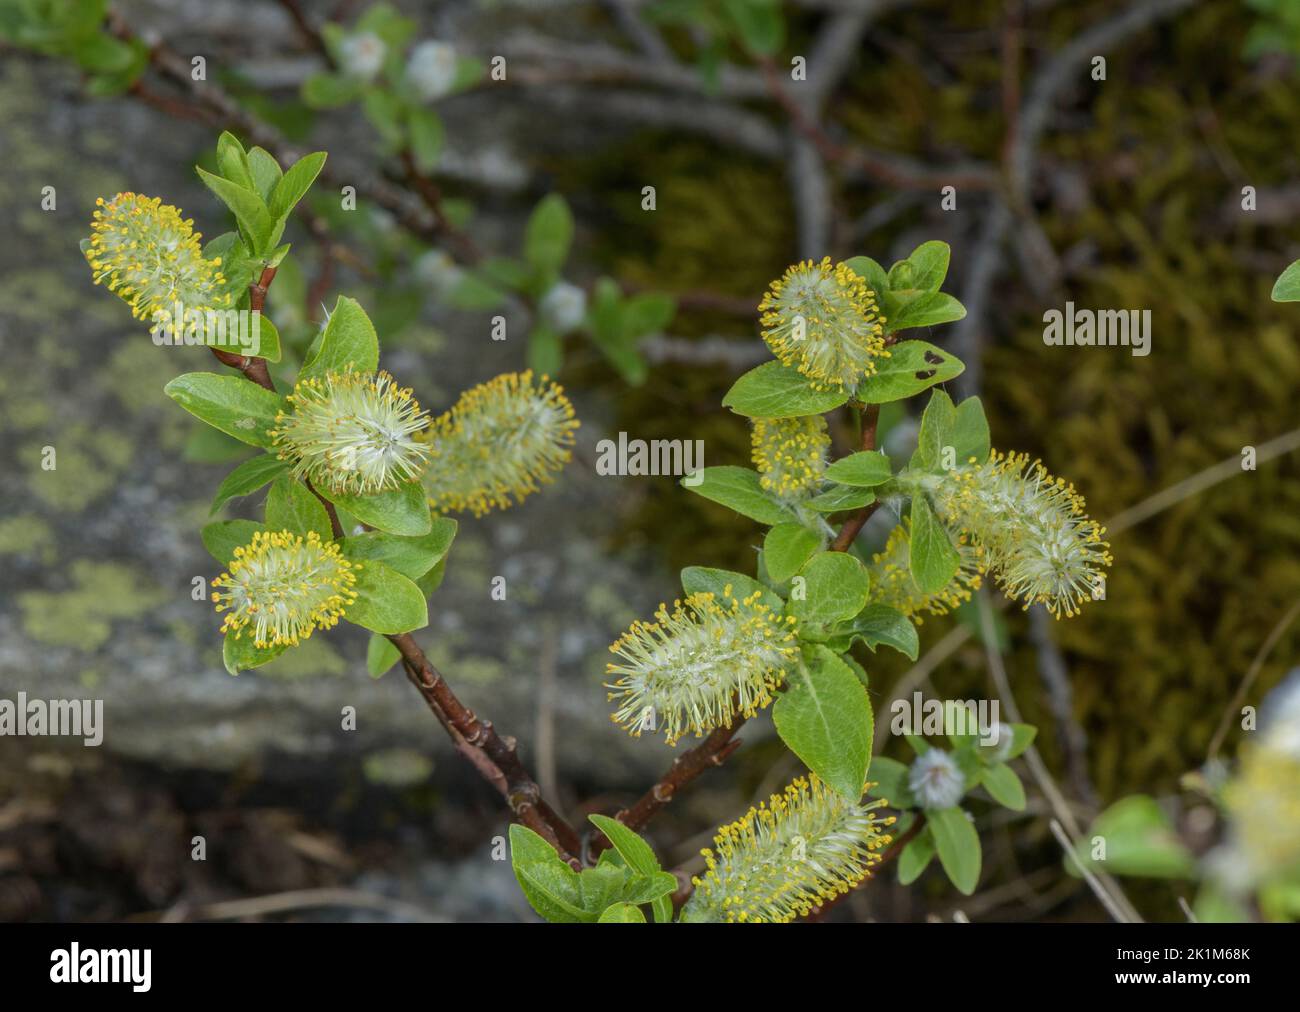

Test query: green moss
[23,422,135,511]
[18,560,167,651]
[0,514,54,559]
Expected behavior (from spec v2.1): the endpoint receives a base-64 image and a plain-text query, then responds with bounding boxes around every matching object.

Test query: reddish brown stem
[829,402,882,553]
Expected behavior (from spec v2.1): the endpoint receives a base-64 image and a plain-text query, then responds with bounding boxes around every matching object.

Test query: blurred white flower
[980,722,1016,763]
[540,281,586,332]
[415,249,464,298]
[407,40,458,102]
[340,32,386,82]
[909,749,965,809]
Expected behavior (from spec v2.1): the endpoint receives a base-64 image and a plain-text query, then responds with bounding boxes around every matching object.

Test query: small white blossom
[339,32,386,82]
[980,722,1016,764]
[406,40,458,102]
[540,281,586,332]
[415,249,464,298]
[909,749,966,809]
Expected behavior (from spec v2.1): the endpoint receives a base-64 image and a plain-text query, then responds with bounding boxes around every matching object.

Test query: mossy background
[1,0,1297,921]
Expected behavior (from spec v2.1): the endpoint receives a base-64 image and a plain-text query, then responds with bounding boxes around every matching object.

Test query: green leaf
[621,292,676,337]
[681,466,795,526]
[773,646,873,801]
[909,496,960,595]
[887,291,967,332]
[1007,723,1037,759]
[722,360,849,418]
[264,474,333,540]
[723,0,784,54]
[911,389,956,472]
[210,454,290,515]
[339,517,456,580]
[201,519,265,565]
[300,295,380,381]
[597,902,646,923]
[196,166,274,252]
[509,824,590,923]
[588,814,661,877]
[579,864,629,916]
[824,450,892,487]
[898,829,935,885]
[853,341,964,404]
[651,893,673,924]
[269,151,327,220]
[901,241,951,292]
[865,755,914,808]
[929,807,981,895]
[345,558,429,634]
[416,557,447,597]
[524,194,574,274]
[223,632,289,675]
[806,485,874,513]
[301,72,363,108]
[620,870,678,906]
[215,131,254,190]
[1273,259,1300,302]
[366,633,402,678]
[408,107,444,173]
[680,566,783,612]
[843,255,888,298]
[527,325,563,376]
[787,551,871,627]
[981,762,1026,811]
[1071,795,1195,879]
[362,89,405,148]
[164,372,285,448]
[841,603,919,661]
[951,395,991,466]
[763,524,822,583]
[246,146,282,202]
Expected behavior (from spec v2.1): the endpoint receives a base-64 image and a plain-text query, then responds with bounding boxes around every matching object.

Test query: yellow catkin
[681,774,895,923]
[605,588,798,745]
[84,192,229,322]
[751,415,831,500]
[758,257,888,392]
[418,371,579,517]
[212,530,358,648]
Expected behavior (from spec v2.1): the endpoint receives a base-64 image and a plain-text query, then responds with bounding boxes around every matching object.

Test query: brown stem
[829,402,882,553]
[588,722,745,860]
[209,265,277,389]
[388,632,582,866]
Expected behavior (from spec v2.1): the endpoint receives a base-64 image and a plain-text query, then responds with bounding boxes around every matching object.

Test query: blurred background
[1,0,1298,922]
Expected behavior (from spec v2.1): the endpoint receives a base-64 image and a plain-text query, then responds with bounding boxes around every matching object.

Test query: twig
[830,402,882,551]
[1207,598,1300,762]
[977,592,1142,923]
